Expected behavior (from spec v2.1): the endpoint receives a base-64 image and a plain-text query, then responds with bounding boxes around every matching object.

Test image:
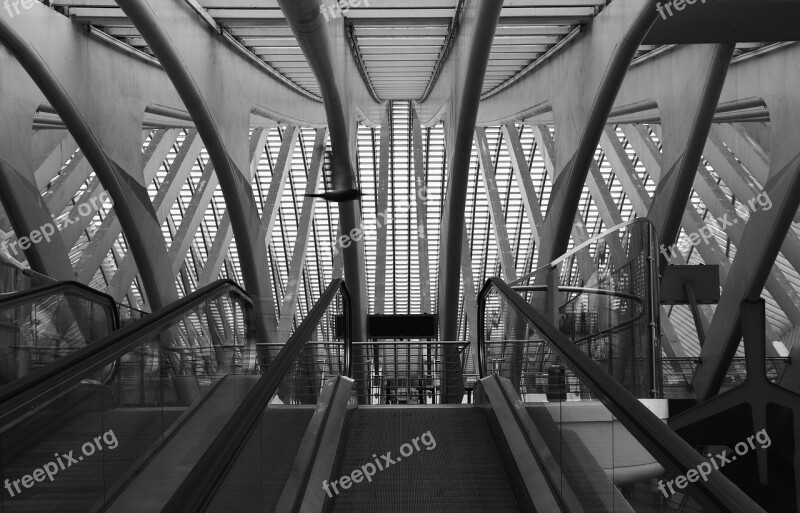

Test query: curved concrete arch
[0,89,73,279]
[0,16,179,310]
[114,0,284,346]
[691,43,800,399]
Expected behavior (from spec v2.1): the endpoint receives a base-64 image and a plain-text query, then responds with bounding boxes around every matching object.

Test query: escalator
[327,407,520,513]
[0,269,766,511]
[169,277,763,513]
[0,279,260,513]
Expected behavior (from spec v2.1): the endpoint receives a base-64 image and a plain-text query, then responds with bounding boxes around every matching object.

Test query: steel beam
[534,125,600,284]
[278,128,327,343]
[106,129,204,298]
[629,124,785,355]
[695,137,800,398]
[688,161,800,328]
[601,127,719,356]
[59,179,105,250]
[461,229,479,371]
[72,131,183,284]
[476,127,516,282]
[197,129,268,287]
[261,126,299,246]
[373,105,391,315]
[503,123,544,243]
[31,131,77,190]
[411,107,432,313]
[42,155,92,219]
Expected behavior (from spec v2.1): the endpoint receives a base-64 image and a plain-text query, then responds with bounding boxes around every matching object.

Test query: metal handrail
[476,277,765,513]
[506,284,647,347]
[509,218,656,286]
[0,279,255,424]
[162,278,351,513]
[0,280,120,330]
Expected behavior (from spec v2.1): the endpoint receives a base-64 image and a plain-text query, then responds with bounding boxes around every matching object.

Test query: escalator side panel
[104,375,259,513]
[203,406,316,513]
[529,406,636,513]
[478,400,540,513]
[0,408,182,513]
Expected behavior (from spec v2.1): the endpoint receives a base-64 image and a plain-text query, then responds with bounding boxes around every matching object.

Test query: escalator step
[327,407,519,513]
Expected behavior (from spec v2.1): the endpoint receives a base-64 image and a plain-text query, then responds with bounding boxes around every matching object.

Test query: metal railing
[260,340,471,405]
[489,219,661,398]
[350,341,470,404]
[661,357,790,389]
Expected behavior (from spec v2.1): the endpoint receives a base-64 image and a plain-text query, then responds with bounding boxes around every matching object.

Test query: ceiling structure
[2,0,799,368]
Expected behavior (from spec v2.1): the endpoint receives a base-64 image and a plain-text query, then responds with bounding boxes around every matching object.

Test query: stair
[326,406,520,513]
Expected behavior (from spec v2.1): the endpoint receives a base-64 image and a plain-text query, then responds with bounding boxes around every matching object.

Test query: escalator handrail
[0,279,255,425]
[477,277,765,513]
[162,278,349,513]
[0,280,120,331]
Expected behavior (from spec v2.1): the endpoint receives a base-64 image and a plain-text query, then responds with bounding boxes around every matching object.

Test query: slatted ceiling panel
[634,42,778,62]
[483,25,571,94]
[354,22,451,100]
[53,0,605,103]
[52,0,319,97]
